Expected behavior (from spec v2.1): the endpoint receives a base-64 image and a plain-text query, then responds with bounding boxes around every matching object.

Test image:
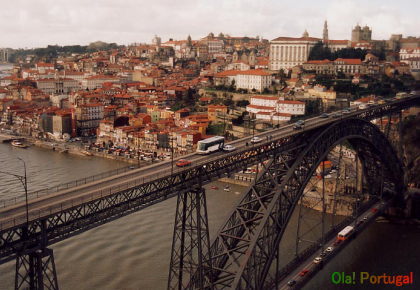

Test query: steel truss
[168,188,212,290]
[15,247,58,290]
[0,97,417,288]
[203,118,404,289]
[0,132,308,265]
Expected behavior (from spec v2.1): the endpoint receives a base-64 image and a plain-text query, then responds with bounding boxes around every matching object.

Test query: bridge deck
[0,96,418,265]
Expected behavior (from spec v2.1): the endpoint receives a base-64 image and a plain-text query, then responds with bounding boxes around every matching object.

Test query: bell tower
[323,20,329,43]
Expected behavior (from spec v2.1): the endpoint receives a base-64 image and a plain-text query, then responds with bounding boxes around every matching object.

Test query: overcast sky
[1,0,419,49]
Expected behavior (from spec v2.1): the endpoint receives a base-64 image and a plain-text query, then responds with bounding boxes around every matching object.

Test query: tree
[308,41,332,60]
[228,79,236,91]
[305,99,321,115]
[236,100,250,107]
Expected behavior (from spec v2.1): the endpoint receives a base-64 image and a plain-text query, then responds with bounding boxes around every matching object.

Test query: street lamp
[0,157,29,226]
[171,133,174,176]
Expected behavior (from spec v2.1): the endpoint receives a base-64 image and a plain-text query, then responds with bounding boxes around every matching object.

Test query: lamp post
[0,157,29,226]
[171,133,174,176]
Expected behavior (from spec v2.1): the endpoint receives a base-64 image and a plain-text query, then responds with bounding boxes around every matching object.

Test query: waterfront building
[75,103,104,136]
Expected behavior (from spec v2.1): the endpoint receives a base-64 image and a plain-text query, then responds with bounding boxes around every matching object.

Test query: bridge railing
[0,143,265,230]
[0,164,139,208]
[0,174,151,231]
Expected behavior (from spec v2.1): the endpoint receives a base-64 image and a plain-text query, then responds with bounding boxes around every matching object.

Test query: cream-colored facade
[269,37,320,71]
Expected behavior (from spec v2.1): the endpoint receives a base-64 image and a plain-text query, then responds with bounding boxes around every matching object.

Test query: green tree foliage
[308,42,332,60]
[9,42,120,63]
[236,100,250,107]
[309,42,368,61]
[305,99,322,115]
[206,123,225,135]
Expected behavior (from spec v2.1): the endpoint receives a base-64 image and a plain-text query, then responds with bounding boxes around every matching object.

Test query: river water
[0,144,419,289]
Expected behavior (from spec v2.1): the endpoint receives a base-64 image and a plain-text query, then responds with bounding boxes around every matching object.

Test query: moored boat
[11,140,29,148]
[81,150,93,156]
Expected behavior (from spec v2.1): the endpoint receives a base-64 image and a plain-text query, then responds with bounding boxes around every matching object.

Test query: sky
[0,0,419,49]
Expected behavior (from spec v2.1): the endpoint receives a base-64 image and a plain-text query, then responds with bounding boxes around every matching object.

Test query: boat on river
[11,140,29,148]
[81,150,93,156]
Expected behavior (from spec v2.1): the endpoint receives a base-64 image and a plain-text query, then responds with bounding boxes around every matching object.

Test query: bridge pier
[168,187,212,290]
[15,247,59,290]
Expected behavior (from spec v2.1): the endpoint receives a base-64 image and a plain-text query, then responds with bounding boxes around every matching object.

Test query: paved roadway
[0,97,413,229]
[277,200,387,289]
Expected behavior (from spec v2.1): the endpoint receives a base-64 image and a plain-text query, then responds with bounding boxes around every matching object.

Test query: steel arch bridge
[1,96,418,290]
[183,118,405,289]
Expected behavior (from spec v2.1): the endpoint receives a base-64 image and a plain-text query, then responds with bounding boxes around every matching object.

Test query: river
[0,144,418,289]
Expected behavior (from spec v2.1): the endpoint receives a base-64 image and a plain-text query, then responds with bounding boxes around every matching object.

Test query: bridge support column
[15,247,59,290]
[168,187,212,290]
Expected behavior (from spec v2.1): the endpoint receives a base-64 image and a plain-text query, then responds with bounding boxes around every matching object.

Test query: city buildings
[0,21,417,157]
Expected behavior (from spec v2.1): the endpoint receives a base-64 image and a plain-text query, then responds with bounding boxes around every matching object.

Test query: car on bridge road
[313,257,323,264]
[250,136,263,143]
[293,123,303,130]
[320,113,329,118]
[223,145,236,152]
[299,269,309,277]
[287,280,296,287]
[176,159,192,167]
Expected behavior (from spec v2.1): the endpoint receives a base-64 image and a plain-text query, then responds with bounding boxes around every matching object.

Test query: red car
[371,208,378,213]
[299,269,309,277]
[176,159,192,167]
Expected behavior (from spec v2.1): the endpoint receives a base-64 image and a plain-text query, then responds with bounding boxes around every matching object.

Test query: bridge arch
[212,118,405,289]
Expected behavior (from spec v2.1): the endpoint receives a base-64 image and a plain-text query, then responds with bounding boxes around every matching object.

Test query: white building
[269,36,320,71]
[246,104,275,114]
[36,78,80,95]
[276,100,305,115]
[207,39,224,55]
[81,75,118,90]
[214,69,272,92]
[333,58,362,74]
[235,70,272,92]
[399,48,420,60]
[327,40,350,52]
[226,62,250,71]
[75,103,104,136]
[249,95,280,107]
[255,111,292,122]
[247,96,305,121]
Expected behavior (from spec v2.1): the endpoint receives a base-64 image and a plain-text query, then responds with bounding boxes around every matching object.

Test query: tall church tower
[323,20,329,43]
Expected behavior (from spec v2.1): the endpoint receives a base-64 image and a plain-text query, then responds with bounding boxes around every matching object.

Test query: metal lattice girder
[168,188,212,290]
[207,118,405,289]
[0,97,418,266]
[0,134,307,265]
[15,247,59,290]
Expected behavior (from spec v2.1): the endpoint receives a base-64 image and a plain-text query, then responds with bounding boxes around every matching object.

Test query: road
[277,200,387,290]
[0,97,414,230]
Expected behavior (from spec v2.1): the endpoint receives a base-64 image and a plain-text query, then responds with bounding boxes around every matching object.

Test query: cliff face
[401,115,420,187]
